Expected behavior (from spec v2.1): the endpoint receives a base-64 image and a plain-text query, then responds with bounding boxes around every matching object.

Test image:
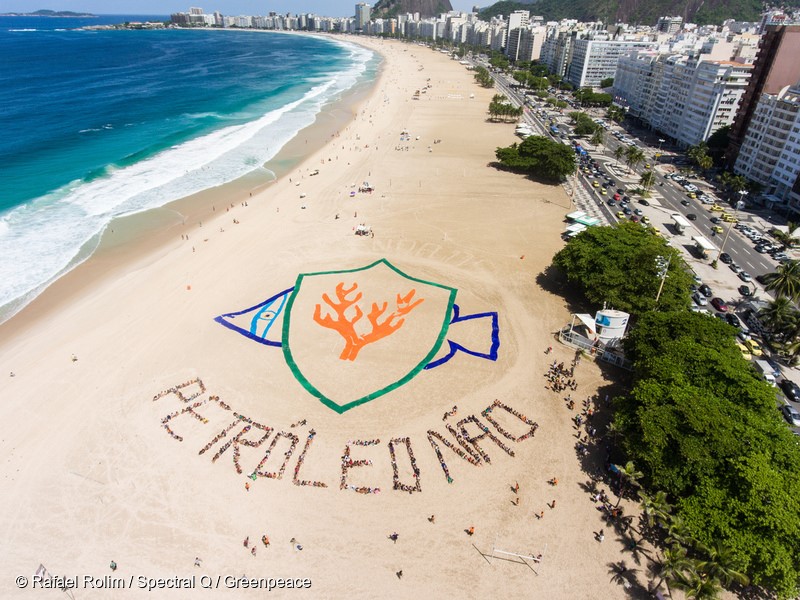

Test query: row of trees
[551,222,800,597]
[473,65,494,88]
[487,94,523,122]
[494,135,576,182]
[569,111,601,136]
[574,86,613,107]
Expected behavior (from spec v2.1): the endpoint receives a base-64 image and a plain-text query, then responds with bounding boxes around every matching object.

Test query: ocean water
[0,16,377,320]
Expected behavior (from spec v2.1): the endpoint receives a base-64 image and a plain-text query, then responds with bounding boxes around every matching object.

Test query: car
[592,181,599,187]
[711,225,723,234]
[600,188,607,195]
[710,297,728,312]
[688,192,697,199]
[613,193,621,201]
[729,263,742,274]
[739,271,752,282]
[745,338,763,356]
[630,215,640,222]
[699,284,712,297]
[638,198,650,206]
[709,216,721,224]
[689,283,698,293]
[756,274,769,285]
[719,252,732,264]
[781,379,800,403]
[781,404,800,427]
[693,292,708,306]
[686,213,697,221]
[633,208,643,216]
[738,285,753,297]
[616,211,625,218]
[642,216,651,224]
[623,207,632,215]
[725,313,741,328]
[736,341,752,360]
[710,204,723,211]
[680,199,690,206]
[607,199,617,206]
[692,273,702,285]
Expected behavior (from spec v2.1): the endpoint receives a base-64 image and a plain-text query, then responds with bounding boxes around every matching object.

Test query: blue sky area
[0,0,478,18]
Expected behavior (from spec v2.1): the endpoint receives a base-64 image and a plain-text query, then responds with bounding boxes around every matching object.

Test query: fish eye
[259,311,276,320]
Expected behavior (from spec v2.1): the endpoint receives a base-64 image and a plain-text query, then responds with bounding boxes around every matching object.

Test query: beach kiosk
[692,235,715,260]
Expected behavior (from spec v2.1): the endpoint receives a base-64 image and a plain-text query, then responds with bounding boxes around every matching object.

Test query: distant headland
[0,9,97,17]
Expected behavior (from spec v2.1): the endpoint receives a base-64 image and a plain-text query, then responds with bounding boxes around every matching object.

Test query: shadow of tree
[607,561,652,599]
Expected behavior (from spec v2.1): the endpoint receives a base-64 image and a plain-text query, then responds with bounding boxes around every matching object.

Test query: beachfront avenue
[24,573,312,591]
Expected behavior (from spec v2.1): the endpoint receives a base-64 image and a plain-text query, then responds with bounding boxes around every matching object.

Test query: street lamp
[714,196,746,264]
[656,138,666,162]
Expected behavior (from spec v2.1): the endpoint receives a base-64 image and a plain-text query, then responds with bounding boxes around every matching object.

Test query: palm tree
[640,490,672,529]
[614,460,643,506]
[672,569,723,600]
[613,145,626,165]
[694,540,749,588]
[652,543,692,598]
[664,514,694,548]
[590,128,605,153]
[640,170,656,192]
[758,296,799,341]
[625,146,646,173]
[763,261,800,300]
[772,221,800,249]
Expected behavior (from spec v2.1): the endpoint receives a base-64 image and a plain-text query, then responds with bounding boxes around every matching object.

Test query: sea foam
[0,37,373,320]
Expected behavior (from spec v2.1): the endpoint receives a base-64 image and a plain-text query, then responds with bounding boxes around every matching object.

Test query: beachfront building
[566,38,655,88]
[614,51,752,146]
[355,3,371,31]
[734,84,800,203]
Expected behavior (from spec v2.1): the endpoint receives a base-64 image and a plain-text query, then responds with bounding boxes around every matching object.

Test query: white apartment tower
[735,84,800,201]
[355,3,371,31]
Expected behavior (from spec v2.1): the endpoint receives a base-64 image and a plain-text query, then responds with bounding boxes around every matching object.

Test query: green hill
[477,0,794,26]
[372,0,454,19]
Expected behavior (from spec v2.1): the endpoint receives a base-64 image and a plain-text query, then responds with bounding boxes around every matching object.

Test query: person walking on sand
[194,557,202,567]
[389,532,399,544]
[428,515,435,524]
[467,526,474,536]
[243,537,249,548]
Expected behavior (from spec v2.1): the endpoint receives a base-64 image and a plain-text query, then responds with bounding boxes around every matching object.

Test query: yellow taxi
[710,204,724,212]
[745,338,763,357]
[688,192,697,199]
[644,163,651,169]
[600,188,607,194]
[736,341,752,360]
[649,227,661,236]
[592,181,599,187]
[722,214,738,223]
[616,211,625,218]
[642,215,650,224]
[711,225,724,234]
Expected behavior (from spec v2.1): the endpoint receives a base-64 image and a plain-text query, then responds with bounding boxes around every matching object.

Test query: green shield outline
[281,258,457,414]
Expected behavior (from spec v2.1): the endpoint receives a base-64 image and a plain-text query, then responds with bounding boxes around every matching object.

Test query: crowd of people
[152,377,206,403]
[481,400,539,443]
[340,439,382,495]
[292,429,328,488]
[388,437,421,494]
[160,399,211,442]
[250,431,300,479]
[544,359,578,393]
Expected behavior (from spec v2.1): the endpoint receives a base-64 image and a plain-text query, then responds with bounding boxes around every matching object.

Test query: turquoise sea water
[0,16,377,318]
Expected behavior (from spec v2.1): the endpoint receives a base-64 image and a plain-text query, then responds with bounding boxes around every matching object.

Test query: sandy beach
[0,36,640,598]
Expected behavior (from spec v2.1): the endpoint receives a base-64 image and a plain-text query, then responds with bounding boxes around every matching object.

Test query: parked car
[744,338,763,356]
[633,208,643,216]
[781,404,800,427]
[738,285,753,297]
[719,252,732,264]
[710,297,729,312]
[739,271,752,282]
[699,284,713,297]
[638,199,650,206]
[729,263,742,274]
[693,292,708,306]
[725,313,741,328]
[781,379,800,403]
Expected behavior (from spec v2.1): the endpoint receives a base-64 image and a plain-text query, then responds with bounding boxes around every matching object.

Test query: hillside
[372,0,454,19]
[477,0,791,26]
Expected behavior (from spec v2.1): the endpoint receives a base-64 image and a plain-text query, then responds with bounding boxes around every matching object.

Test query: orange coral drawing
[313,282,424,361]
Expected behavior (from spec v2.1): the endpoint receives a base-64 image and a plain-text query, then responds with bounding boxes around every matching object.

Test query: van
[755,359,777,386]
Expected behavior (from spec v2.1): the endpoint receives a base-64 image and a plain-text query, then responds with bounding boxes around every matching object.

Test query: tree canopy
[494,135,576,181]
[613,311,800,597]
[552,221,692,314]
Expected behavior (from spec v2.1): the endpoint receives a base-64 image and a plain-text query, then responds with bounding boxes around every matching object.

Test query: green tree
[590,128,605,153]
[614,460,643,506]
[606,104,627,123]
[672,570,723,600]
[494,135,576,181]
[473,65,494,88]
[600,76,614,88]
[652,544,692,598]
[763,260,800,301]
[625,146,646,173]
[552,222,692,314]
[695,540,749,588]
[640,170,656,192]
[758,296,800,340]
[613,145,626,164]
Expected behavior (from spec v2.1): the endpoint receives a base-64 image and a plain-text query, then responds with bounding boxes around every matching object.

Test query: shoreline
[0,32,379,337]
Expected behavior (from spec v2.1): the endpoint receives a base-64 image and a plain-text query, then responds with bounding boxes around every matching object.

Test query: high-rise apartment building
[656,16,683,34]
[566,38,654,88]
[727,25,800,165]
[355,3,371,31]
